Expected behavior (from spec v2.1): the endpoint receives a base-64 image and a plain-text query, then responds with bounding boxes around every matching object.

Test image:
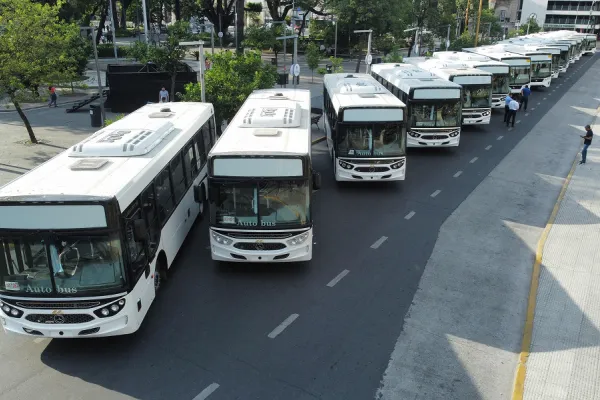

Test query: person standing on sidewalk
[48,86,58,108]
[504,93,513,123]
[579,124,593,165]
[506,97,519,128]
[520,85,531,111]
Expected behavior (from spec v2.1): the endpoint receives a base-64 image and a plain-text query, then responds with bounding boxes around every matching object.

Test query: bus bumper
[210,229,312,262]
[335,164,406,181]
[492,95,506,109]
[0,306,139,338]
[551,71,559,79]
[462,110,491,125]
[530,77,552,88]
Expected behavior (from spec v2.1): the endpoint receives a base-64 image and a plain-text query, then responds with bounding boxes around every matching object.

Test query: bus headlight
[0,302,23,318]
[94,298,126,318]
[449,130,460,138]
[287,232,310,246]
[211,232,232,246]
[390,160,405,170]
[408,131,421,138]
[338,160,354,170]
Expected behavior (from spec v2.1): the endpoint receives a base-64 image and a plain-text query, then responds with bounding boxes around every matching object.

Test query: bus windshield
[411,101,460,128]
[463,85,492,108]
[0,232,126,296]
[510,67,531,85]
[336,123,406,158]
[532,62,551,78]
[492,75,510,94]
[211,180,310,229]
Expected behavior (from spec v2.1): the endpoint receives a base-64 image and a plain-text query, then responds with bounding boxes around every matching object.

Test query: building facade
[518,0,600,33]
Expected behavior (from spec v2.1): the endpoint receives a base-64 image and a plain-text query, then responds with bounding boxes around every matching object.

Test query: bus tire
[154,253,168,292]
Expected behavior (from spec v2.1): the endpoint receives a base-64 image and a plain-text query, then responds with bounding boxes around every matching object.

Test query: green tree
[305,42,321,83]
[129,21,189,98]
[329,56,344,73]
[179,51,278,126]
[0,0,85,144]
[244,26,277,53]
[515,18,541,36]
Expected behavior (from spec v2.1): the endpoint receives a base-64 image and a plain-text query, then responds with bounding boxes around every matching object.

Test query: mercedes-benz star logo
[53,315,65,324]
[255,240,264,251]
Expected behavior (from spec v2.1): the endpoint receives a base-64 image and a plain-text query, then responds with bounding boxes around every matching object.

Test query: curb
[0,99,90,114]
[311,136,326,145]
[511,104,600,400]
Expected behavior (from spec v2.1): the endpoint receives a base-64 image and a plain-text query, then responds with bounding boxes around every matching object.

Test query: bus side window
[193,129,206,169]
[170,153,187,203]
[141,183,160,257]
[202,121,212,158]
[155,168,175,225]
[123,200,148,278]
[184,141,198,183]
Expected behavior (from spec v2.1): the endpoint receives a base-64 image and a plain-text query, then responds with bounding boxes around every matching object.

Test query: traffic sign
[218,32,223,38]
[291,64,301,77]
[365,54,373,65]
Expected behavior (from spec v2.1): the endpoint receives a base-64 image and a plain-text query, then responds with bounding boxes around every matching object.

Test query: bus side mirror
[133,219,147,242]
[193,185,203,203]
[313,172,322,190]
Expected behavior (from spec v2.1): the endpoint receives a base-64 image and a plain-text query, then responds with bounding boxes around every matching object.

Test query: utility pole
[81,27,105,124]
[180,41,206,102]
[276,35,299,87]
[474,0,483,46]
[108,0,119,61]
[334,19,338,58]
[141,0,149,44]
[354,29,373,74]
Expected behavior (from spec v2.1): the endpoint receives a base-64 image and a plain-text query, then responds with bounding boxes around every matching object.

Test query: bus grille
[15,301,103,309]
[233,242,287,251]
[354,166,389,173]
[26,314,95,324]
[421,135,449,140]
[216,230,295,239]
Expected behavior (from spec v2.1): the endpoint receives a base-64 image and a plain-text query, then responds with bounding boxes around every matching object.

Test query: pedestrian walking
[503,93,513,122]
[520,85,531,111]
[159,86,169,103]
[579,124,593,164]
[506,98,519,127]
[48,86,58,108]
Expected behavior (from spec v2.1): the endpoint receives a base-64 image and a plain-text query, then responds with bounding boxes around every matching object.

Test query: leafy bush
[96,44,129,58]
[317,67,327,75]
[104,113,126,127]
[115,28,136,38]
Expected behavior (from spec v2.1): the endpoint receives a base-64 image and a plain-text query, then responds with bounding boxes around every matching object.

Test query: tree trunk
[11,97,38,144]
[120,0,127,28]
[236,0,244,54]
[111,0,120,29]
[170,73,177,103]
[96,1,108,45]
[174,0,181,20]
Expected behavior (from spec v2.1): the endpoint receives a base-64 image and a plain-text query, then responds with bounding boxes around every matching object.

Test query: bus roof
[403,57,470,70]
[371,63,437,79]
[0,102,214,209]
[433,51,491,62]
[463,48,532,61]
[372,64,461,95]
[209,88,311,158]
[323,73,406,114]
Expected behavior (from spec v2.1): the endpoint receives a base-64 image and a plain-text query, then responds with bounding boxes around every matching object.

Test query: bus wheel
[154,256,167,292]
[200,184,208,219]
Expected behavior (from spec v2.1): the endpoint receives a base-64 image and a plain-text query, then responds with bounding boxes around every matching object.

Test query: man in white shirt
[159,87,169,103]
[506,98,519,127]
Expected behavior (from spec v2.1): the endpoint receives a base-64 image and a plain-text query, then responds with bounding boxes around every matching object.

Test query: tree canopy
[0,0,88,143]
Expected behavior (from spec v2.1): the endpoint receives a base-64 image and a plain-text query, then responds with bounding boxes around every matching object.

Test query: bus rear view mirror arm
[313,172,322,190]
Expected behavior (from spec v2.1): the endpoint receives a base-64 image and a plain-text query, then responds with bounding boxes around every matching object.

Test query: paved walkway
[521,114,600,399]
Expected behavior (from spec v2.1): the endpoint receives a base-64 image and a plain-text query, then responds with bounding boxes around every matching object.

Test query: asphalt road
[0,54,597,400]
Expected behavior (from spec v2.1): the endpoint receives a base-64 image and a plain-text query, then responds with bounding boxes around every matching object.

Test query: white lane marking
[327,269,350,287]
[33,338,45,344]
[268,314,299,339]
[531,108,535,110]
[543,97,547,100]
[497,135,504,140]
[470,157,478,164]
[537,102,541,105]
[485,145,492,150]
[370,236,388,249]
[404,211,416,220]
[193,383,220,400]
[430,190,441,198]
[516,120,521,124]
[453,171,463,178]
[525,113,529,116]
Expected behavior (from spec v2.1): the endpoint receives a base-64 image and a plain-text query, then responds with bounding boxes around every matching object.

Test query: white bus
[583,34,597,55]
[500,39,564,77]
[463,48,531,94]
[323,73,408,181]
[432,51,510,108]
[207,89,321,263]
[489,46,553,88]
[0,102,217,338]
[371,63,462,148]
[403,58,492,125]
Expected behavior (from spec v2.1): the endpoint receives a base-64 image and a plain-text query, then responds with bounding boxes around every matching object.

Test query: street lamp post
[197,23,215,54]
[331,17,338,58]
[80,27,105,124]
[354,29,373,74]
[526,13,537,35]
[271,20,288,68]
[277,35,299,88]
[180,41,206,102]
[108,0,119,61]
[141,0,149,44]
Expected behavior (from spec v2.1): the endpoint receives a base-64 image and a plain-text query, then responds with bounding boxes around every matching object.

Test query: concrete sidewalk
[520,115,600,399]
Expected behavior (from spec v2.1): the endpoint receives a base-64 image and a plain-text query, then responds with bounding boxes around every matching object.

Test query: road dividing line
[404,211,415,220]
[497,135,504,140]
[430,190,441,198]
[268,314,299,339]
[543,98,547,101]
[33,338,45,344]
[537,102,541,105]
[193,383,220,400]
[453,170,463,178]
[511,157,579,400]
[516,120,521,124]
[525,113,529,116]
[485,145,492,151]
[370,236,388,249]
[327,269,350,287]
[531,108,535,110]
[470,157,478,164]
